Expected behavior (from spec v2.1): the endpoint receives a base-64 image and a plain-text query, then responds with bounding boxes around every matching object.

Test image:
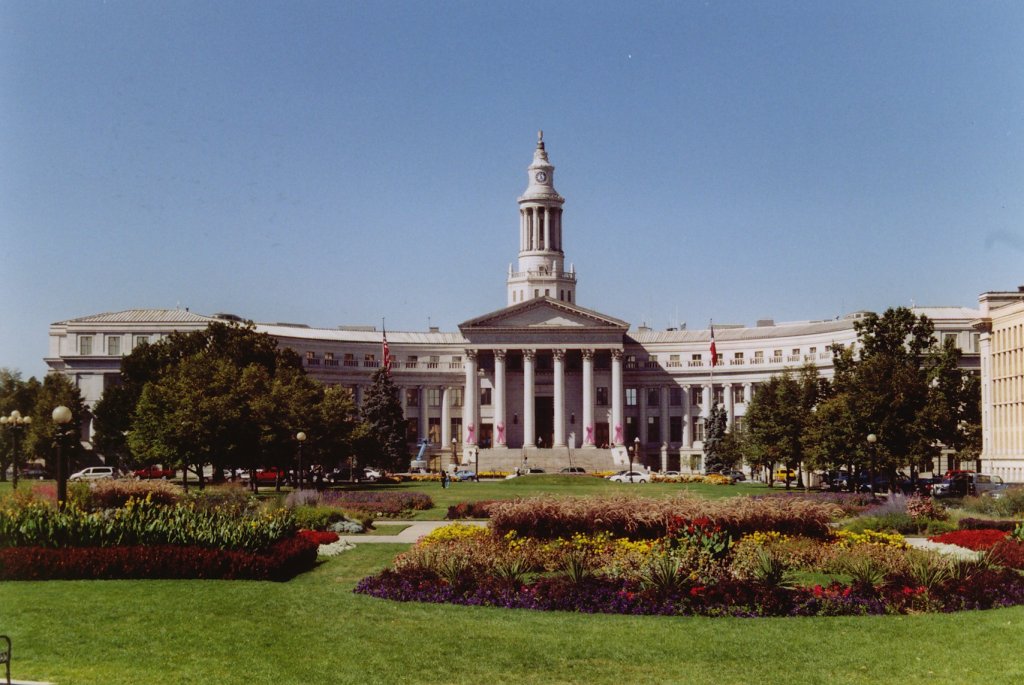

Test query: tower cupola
[507,132,577,306]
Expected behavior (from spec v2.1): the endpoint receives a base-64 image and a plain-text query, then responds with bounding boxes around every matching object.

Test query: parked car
[773,469,796,482]
[362,467,382,482]
[608,470,649,484]
[18,464,51,480]
[726,470,746,482]
[560,467,586,474]
[453,469,479,482]
[69,466,116,482]
[523,467,546,474]
[933,473,1008,498]
[133,465,175,480]
[252,467,290,486]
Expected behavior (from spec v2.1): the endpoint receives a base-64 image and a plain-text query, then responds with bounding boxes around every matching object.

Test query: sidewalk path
[338,519,488,544]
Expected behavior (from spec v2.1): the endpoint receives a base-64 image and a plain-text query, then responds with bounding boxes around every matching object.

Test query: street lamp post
[52,406,73,509]
[1,410,32,490]
[296,431,307,489]
[449,437,456,474]
[866,433,878,500]
[626,438,634,481]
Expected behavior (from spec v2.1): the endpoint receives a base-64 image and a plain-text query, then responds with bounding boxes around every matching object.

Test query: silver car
[69,466,116,482]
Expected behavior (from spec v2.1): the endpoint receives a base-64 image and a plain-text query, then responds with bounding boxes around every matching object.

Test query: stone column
[441,386,451,446]
[418,385,428,442]
[724,383,734,430]
[702,384,712,418]
[494,350,507,447]
[638,385,649,445]
[743,382,753,404]
[354,385,363,408]
[543,207,551,251]
[553,349,566,447]
[682,384,692,448]
[660,385,670,446]
[581,349,595,447]
[611,349,624,446]
[523,349,536,447]
[464,350,478,445]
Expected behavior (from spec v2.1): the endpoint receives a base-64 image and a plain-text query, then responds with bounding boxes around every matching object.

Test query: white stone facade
[44,137,994,475]
[976,288,1024,483]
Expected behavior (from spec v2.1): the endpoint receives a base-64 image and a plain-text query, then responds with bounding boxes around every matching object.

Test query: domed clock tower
[506,132,577,306]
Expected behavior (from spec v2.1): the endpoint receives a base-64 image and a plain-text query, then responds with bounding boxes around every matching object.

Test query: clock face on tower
[534,171,547,183]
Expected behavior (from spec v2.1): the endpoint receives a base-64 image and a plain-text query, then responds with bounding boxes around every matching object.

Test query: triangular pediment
[460,298,629,332]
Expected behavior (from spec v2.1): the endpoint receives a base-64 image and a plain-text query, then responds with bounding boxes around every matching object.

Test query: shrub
[906,495,947,520]
[959,487,1024,517]
[958,517,1022,532]
[316,490,433,516]
[0,536,317,581]
[0,496,296,551]
[843,513,925,535]
[292,505,348,531]
[84,479,183,509]
[989,539,1024,570]
[446,501,498,519]
[489,495,841,541]
[328,519,365,534]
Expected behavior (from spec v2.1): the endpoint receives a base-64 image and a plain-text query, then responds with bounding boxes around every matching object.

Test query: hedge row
[488,495,842,540]
[0,536,318,582]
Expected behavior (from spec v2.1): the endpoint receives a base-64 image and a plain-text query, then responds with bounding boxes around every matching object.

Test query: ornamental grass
[488,494,841,541]
[0,493,296,551]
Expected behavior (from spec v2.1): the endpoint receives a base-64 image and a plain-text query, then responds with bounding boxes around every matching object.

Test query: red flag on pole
[709,325,718,367]
[382,326,392,373]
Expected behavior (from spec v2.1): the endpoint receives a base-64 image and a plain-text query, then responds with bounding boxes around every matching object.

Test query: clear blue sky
[2,1,1022,380]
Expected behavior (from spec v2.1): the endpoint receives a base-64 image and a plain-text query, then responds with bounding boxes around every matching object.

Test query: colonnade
[462,347,624,448]
[520,205,562,252]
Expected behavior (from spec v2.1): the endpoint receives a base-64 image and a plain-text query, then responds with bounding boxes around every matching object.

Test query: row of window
[397,384,751,409]
[78,335,150,356]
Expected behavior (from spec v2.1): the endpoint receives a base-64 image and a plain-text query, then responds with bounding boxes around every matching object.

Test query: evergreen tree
[359,367,408,473]
[702,403,728,473]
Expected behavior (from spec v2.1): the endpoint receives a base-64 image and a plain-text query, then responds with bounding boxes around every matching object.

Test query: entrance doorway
[534,396,553,448]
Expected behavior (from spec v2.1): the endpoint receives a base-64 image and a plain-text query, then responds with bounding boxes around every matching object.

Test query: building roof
[255,323,467,345]
[632,318,856,344]
[55,309,219,325]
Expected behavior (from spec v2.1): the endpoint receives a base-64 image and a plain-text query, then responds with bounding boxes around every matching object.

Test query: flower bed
[488,495,841,540]
[355,496,1024,618]
[355,564,1024,617]
[302,490,433,517]
[928,529,1010,551]
[0,536,318,581]
[0,495,295,550]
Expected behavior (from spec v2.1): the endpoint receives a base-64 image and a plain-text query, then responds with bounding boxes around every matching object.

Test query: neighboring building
[45,135,986,474]
[975,287,1024,483]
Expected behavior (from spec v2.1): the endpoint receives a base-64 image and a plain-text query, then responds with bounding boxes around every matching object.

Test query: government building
[45,135,1020,480]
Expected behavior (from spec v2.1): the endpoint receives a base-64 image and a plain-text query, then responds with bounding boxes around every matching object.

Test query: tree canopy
[98,322,359,486]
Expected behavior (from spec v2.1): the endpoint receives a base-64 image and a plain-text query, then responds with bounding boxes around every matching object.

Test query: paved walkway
[338,519,488,544]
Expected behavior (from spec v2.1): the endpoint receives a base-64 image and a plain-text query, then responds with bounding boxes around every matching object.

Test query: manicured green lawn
[365,523,410,536]
[339,475,773,519]
[2,545,1022,685]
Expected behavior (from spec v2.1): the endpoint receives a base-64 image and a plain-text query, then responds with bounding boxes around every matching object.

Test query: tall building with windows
[975,287,1024,483]
[46,135,991,475]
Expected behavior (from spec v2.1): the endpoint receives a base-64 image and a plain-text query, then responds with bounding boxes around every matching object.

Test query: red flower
[689,586,706,597]
[812,584,824,597]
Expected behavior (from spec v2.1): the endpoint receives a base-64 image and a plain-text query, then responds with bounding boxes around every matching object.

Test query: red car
[133,466,175,480]
[253,467,290,485]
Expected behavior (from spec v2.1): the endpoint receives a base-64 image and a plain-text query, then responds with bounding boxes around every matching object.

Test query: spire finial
[538,129,543,143]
